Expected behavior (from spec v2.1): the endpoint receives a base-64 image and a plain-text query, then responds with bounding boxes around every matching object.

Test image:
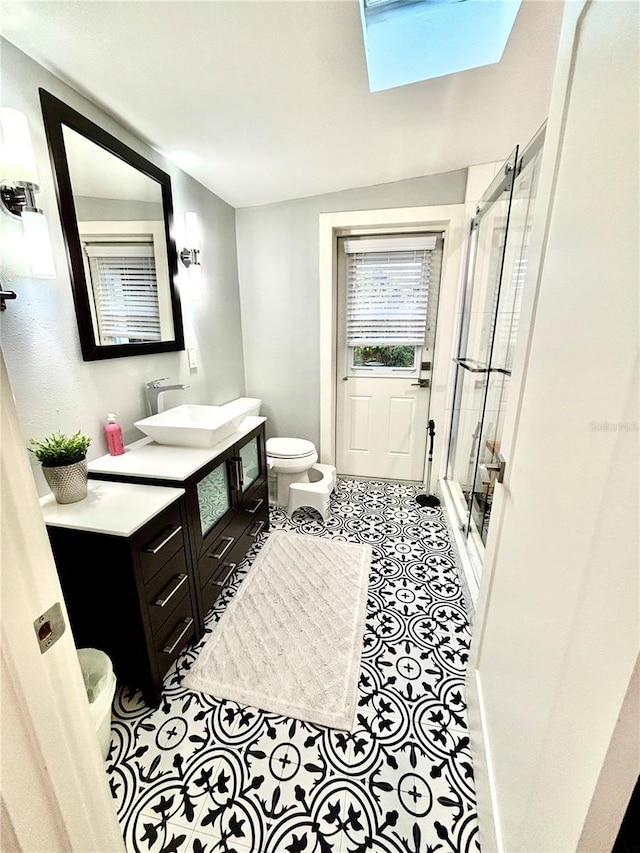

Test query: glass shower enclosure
[445,127,545,580]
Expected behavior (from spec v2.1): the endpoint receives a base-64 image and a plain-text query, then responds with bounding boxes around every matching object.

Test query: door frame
[319,204,466,486]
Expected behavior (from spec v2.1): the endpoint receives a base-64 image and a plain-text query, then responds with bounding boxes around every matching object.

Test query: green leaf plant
[28,430,91,468]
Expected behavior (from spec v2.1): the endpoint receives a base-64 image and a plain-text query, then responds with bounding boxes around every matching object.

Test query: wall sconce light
[0,107,56,309]
[179,211,203,301]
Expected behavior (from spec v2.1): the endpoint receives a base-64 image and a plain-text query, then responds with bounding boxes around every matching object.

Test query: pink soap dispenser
[105,413,125,456]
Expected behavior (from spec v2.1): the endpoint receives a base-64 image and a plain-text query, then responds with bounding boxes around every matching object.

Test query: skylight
[360,0,523,91]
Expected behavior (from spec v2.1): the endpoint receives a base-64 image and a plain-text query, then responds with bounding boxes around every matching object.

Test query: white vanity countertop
[87,415,266,482]
[41,481,185,537]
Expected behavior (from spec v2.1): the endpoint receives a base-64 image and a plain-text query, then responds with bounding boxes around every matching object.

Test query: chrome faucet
[145,378,189,415]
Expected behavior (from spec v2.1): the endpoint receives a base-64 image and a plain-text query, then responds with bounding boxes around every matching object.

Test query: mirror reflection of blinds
[84,243,161,343]
[343,235,437,346]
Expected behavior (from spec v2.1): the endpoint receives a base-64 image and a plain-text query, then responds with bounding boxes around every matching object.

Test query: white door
[336,233,443,481]
[1,352,125,851]
[467,1,639,850]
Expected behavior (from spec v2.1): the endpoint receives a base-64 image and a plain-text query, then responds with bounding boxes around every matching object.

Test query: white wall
[236,171,467,443]
[468,1,639,849]
[0,40,246,495]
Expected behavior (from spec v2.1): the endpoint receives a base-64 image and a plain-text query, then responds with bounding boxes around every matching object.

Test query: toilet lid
[266,437,316,459]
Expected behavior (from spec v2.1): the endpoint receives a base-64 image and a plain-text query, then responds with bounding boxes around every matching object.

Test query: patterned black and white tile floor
[107,478,479,853]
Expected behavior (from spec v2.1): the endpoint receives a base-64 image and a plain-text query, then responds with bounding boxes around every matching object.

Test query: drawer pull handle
[209,536,235,560]
[161,617,193,655]
[153,573,187,608]
[214,562,237,587]
[247,498,264,515]
[143,525,182,555]
[249,520,265,538]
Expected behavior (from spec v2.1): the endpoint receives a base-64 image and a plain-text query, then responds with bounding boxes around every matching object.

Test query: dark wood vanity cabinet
[46,494,199,707]
[44,420,269,708]
[88,419,270,637]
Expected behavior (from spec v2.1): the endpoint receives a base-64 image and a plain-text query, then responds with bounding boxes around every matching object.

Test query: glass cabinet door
[238,435,262,493]
[196,459,232,536]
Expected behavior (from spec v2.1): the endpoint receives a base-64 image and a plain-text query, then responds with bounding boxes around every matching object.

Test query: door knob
[411,379,430,388]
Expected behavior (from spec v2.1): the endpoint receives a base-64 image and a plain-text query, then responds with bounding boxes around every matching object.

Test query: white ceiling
[1,0,564,208]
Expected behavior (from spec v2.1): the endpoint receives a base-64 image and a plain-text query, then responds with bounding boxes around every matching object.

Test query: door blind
[84,243,161,344]
[343,235,437,347]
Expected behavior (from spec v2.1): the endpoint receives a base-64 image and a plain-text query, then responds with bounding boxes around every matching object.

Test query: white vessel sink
[134,403,249,449]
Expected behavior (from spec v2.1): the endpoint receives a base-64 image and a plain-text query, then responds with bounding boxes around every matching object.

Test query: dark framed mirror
[40,89,185,361]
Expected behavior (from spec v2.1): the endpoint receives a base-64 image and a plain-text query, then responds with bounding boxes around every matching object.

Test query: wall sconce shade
[22,210,57,279]
[0,108,39,184]
[0,107,56,291]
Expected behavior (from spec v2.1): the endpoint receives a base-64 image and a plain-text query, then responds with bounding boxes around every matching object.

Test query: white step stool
[287,463,337,522]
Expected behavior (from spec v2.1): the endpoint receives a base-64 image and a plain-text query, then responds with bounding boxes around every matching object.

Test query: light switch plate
[188,348,198,369]
[34,602,66,654]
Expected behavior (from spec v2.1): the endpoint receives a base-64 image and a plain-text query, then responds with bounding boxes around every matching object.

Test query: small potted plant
[29,430,92,504]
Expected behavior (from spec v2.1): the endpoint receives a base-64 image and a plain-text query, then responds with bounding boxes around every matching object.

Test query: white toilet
[266,437,318,507]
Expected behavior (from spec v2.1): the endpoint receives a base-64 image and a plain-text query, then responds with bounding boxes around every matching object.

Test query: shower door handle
[453,357,490,373]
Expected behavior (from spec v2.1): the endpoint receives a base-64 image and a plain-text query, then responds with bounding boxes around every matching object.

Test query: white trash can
[77,648,117,760]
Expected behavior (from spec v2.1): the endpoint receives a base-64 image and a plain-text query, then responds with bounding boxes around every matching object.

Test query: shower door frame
[443,128,546,590]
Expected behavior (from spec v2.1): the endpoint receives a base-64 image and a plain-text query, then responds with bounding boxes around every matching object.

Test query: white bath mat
[183,530,371,731]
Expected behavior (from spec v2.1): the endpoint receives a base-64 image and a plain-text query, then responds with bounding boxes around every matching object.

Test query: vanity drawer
[145,548,190,637]
[135,502,185,584]
[198,502,264,582]
[238,495,268,531]
[154,595,196,678]
[236,477,269,533]
[198,523,243,588]
[198,521,260,618]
